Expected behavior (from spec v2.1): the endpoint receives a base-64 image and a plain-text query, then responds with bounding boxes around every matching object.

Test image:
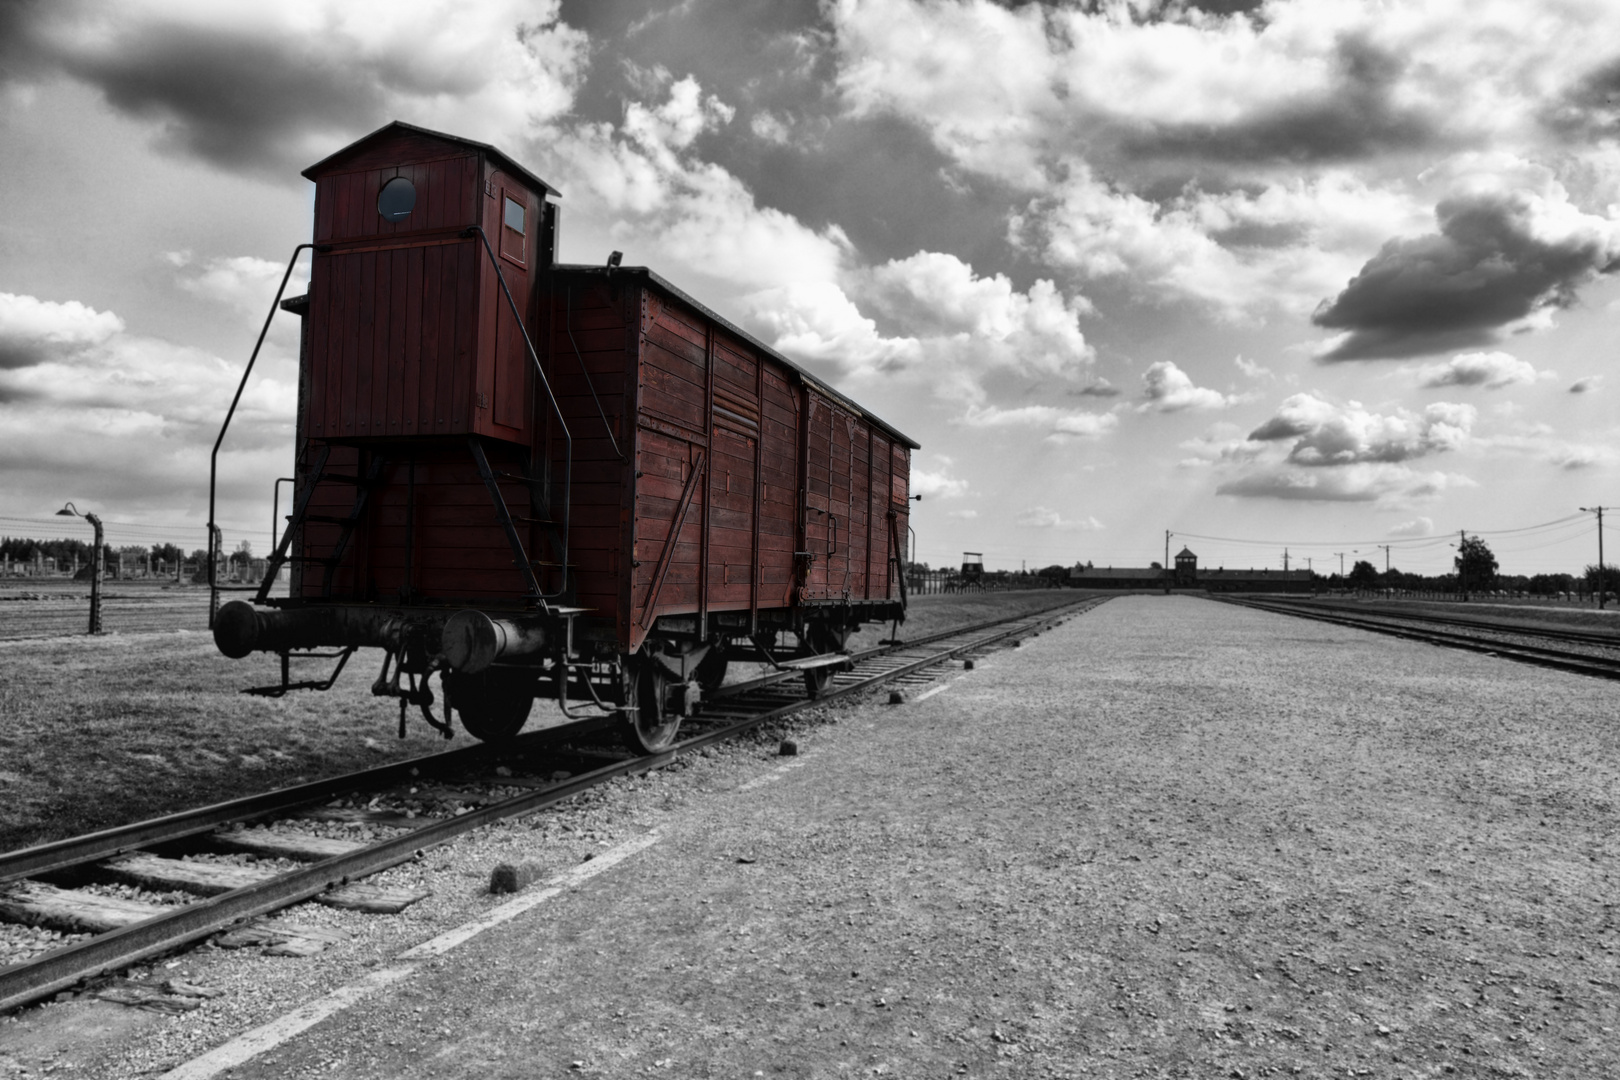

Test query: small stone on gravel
[487,861,544,894]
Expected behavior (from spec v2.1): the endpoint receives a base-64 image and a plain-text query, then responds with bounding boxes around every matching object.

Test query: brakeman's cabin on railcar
[212,121,917,753]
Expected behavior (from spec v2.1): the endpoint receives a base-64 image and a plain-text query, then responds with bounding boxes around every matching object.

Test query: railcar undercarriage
[213,597,902,753]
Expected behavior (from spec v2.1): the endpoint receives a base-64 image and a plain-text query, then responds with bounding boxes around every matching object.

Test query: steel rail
[678,598,1108,751]
[1245,597,1620,648]
[0,750,673,1013]
[1218,597,1620,680]
[0,595,1104,1013]
[708,593,1093,701]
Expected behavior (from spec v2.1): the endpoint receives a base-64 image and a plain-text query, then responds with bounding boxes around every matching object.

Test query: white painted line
[909,680,956,703]
[160,831,661,1080]
[398,832,659,960]
[158,967,415,1080]
[736,759,807,792]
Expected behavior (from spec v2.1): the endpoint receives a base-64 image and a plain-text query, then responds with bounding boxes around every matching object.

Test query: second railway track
[1217,595,1620,680]
[0,595,1108,1014]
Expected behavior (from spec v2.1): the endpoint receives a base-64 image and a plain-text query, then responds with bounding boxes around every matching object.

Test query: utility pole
[1378,544,1390,574]
[1283,548,1289,572]
[1334,552,1345,578]
[1581,506,1609,609]
[1458,529,1466,601]
[1164,530,1170,571]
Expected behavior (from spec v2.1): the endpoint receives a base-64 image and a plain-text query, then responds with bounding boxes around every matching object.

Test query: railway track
[0,595,1106,1013]
[1216,595,1620,680]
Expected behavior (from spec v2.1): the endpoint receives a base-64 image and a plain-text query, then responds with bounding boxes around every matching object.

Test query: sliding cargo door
[802,391,854,601]
[706,336,759,613]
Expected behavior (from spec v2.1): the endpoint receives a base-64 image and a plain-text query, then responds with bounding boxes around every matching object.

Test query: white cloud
[1414,351,1548,389]
[750,110,792,145]
[1139,361,1237,413]
[537,79,851,305]
[0,293,125,371]
[1234,355,1272,380]
[1389,517,1434,537]
[171,253,310,320]
[861,252,1093,378]
[947,509,979,520]
[1015,163,1427,320]
[1216,463,1472,505]
[0,291,294,524]
[959,404,1118,440]
[911,466,968,499]
[747,251,1095,407]
[1213,392,1478,505]
[1247,393,1475,465]
[1015,506,1103,531]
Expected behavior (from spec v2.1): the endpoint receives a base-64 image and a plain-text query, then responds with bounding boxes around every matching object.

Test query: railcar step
[102,854,275,896]
[210,830,365,861]
[0,880,172,934]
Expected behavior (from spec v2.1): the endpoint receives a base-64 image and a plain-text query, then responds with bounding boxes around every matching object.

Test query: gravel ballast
[6,593,1619,1077]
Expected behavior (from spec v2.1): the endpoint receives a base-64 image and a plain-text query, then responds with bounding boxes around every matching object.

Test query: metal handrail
[207,243,314,627]
[465,226,572,601]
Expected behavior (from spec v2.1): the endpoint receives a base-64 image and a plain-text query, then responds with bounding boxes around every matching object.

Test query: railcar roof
[555,263,921,451]
[302,120,562,199]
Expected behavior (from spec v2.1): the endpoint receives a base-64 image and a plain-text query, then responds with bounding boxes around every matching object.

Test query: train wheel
[622,657,681,754]
[445,668,534,742]
[694,647,728,693]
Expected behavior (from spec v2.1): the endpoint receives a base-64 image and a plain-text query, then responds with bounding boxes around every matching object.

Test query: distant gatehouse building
[1068,546,1314,593]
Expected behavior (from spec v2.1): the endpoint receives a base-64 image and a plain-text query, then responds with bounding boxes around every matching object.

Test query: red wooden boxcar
[213,122,916,752]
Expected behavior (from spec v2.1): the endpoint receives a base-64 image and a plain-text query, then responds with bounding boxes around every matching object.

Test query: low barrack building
[1068,547,1314,594]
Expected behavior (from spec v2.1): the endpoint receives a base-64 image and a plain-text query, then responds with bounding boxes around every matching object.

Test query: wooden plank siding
[285,122,911,652]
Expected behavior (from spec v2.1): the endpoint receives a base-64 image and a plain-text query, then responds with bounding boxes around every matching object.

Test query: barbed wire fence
[0,513,285,641]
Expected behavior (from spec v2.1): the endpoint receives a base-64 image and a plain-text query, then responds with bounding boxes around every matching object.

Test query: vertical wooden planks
[450,239,477,433]
[398,248,422,436]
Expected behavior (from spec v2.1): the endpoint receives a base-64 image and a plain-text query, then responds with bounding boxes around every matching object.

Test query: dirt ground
[7,593,1614,1078]
[0,589,1071,853]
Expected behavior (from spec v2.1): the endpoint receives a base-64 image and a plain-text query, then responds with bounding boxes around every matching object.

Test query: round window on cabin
[377,176,416,222]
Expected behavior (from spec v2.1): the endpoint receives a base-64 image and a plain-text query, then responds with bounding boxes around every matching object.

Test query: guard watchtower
[1174,546,1198,587]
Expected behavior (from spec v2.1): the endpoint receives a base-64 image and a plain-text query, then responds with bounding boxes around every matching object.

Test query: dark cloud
[1542,58,1620,137]
[0,0,47,80]
[1073,380,1120,398]
[1312,187,1620,361]
[1215,470,1382,501]
[2,5,582,176]
[1124,35,1436,165]
[559,0,1008,265]
[0,343,49,370]
[53,22,385,172]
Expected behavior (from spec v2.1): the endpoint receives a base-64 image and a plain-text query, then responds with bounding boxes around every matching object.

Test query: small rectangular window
[500,192,527,265]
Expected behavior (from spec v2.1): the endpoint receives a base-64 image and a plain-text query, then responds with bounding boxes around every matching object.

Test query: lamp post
[1581,506,1609,609]
[56,502,103,634]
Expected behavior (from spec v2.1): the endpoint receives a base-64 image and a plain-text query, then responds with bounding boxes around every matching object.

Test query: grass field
[0,589,1081,853]
[0,580,294,641]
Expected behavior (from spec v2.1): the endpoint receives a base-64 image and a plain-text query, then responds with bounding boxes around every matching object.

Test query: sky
[0,0,1617,576]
